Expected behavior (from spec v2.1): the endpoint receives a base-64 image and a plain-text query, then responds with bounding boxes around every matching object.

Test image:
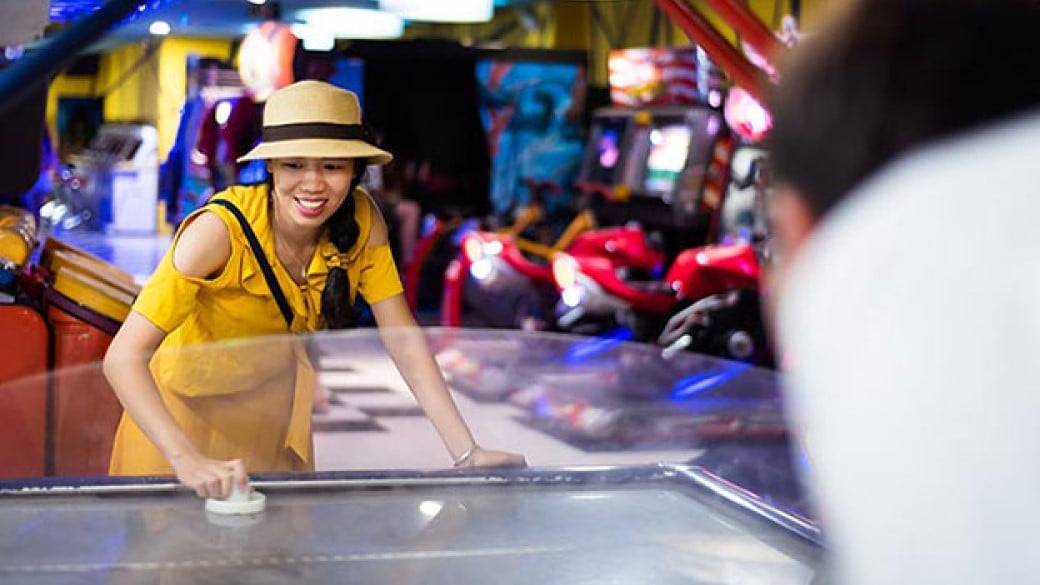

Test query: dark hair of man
[767,0,1040,219]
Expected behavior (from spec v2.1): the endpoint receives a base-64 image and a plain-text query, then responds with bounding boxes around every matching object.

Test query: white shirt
[779,109,1040,584]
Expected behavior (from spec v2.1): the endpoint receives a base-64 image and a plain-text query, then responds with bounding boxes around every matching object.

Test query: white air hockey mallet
[205,482,266,515]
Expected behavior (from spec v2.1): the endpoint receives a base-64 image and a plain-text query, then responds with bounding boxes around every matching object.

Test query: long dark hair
[320,157,368,329]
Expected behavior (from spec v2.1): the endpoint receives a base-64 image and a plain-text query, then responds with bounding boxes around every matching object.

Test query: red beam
[703,0,785,62]
[652,0,771,103]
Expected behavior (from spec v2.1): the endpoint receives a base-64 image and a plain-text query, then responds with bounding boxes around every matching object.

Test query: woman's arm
[362,208,523,467]
[103,212,247,498]
[370,295,525,468]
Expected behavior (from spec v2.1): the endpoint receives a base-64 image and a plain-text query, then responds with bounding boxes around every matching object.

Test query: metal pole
[0,0,178,115]
[651,0,771,103]
[702,0,785,61]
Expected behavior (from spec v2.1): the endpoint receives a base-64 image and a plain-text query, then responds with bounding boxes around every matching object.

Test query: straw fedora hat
[237,80,392,165]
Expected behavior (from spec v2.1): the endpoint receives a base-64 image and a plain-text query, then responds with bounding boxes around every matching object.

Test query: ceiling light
[294,7,403,39]
[380,0,493,23]
[290,23,335,52]
[149,21,171,36]
[246,0,267,5]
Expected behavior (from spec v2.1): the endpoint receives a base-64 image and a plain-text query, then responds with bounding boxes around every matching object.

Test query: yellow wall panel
[552,2,590,51]
[98,42,158,125]
[155,37,232,161]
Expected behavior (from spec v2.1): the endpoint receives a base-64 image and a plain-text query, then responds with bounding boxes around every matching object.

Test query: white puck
[205,489,266,515]
[205,509,265,528]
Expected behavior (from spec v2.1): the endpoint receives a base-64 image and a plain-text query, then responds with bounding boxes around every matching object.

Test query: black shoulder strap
[208,199,294,331]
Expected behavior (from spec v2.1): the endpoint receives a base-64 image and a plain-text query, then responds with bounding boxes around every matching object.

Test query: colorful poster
[476,60,585,221]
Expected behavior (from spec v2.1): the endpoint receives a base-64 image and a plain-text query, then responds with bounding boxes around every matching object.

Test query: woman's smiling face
[269,158,356,228]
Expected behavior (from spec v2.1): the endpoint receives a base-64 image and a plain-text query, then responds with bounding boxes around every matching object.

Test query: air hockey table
[0,328,822,582]
[0,465,824,584]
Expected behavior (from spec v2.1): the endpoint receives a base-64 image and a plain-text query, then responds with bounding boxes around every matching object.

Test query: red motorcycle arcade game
[551,46,775,366]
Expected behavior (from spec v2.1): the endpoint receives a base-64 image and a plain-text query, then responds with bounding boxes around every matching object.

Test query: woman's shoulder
[191,183,270,243]
[212,183,268,217]
[167,184,268,279]
[172,212,232,280]
[351,187,389,246]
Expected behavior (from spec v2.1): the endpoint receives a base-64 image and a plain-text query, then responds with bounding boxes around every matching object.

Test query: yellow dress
[108,184,403,475]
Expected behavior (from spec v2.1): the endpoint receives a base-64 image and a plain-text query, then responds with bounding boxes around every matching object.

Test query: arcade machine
[589,46,732,254]
[0,213,138,478]
[51,123,160,233]
[39,240,138,476]
[545,46,734,338]
[441,180,598,330]
[580,105,732,257]
[554,144,774,365]
[0,206,47,478]
[445,46,735,333]
[653,147,773,365]
[95,123,159,233]
[551,35,781,366]
[432,56,589,328]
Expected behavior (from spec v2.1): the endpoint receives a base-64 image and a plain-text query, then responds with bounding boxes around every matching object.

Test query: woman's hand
[457,447,527,469]
[170,452,248,499]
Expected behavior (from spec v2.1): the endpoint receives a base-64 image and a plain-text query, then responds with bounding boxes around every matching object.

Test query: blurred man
[766,1,1040,583]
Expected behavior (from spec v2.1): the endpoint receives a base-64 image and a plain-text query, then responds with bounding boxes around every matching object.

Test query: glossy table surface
[0,466,824,584]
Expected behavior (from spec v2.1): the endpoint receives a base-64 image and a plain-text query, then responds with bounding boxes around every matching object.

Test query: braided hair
[320,157,368,329]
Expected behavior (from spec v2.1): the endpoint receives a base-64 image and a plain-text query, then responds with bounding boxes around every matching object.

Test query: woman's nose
[300,166,325,191]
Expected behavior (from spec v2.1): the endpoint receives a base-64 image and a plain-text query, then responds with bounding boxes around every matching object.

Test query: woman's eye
[282,162,302,170]
[324,164,346,171]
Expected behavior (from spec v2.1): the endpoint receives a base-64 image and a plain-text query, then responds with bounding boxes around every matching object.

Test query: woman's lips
[293,197,327,218]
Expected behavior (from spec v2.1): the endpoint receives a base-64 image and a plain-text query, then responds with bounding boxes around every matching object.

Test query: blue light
[420,214,438,237]
[670,363,750,400]
[564,328,634,364]
[50,0,106,22]
[450,219,481,246]
[534,395,553,417]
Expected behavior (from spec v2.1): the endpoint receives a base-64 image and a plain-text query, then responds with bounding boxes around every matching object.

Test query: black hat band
[262,122,365,142]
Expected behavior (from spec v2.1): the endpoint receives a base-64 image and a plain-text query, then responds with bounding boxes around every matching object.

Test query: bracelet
[452,445,479,467]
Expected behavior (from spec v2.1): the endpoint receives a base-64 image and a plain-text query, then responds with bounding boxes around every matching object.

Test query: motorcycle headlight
[484,239,503,256]
[561,286,585,308]
[462,235,484,263]
[469,258,495,281]
[552,253,579,290]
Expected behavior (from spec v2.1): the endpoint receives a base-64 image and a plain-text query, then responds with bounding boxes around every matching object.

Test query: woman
[103,80,524,499]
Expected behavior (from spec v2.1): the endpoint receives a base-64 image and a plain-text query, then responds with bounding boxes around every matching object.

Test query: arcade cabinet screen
[643,124,692,195]
[599,129,621,170]
[585,117,628,184]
